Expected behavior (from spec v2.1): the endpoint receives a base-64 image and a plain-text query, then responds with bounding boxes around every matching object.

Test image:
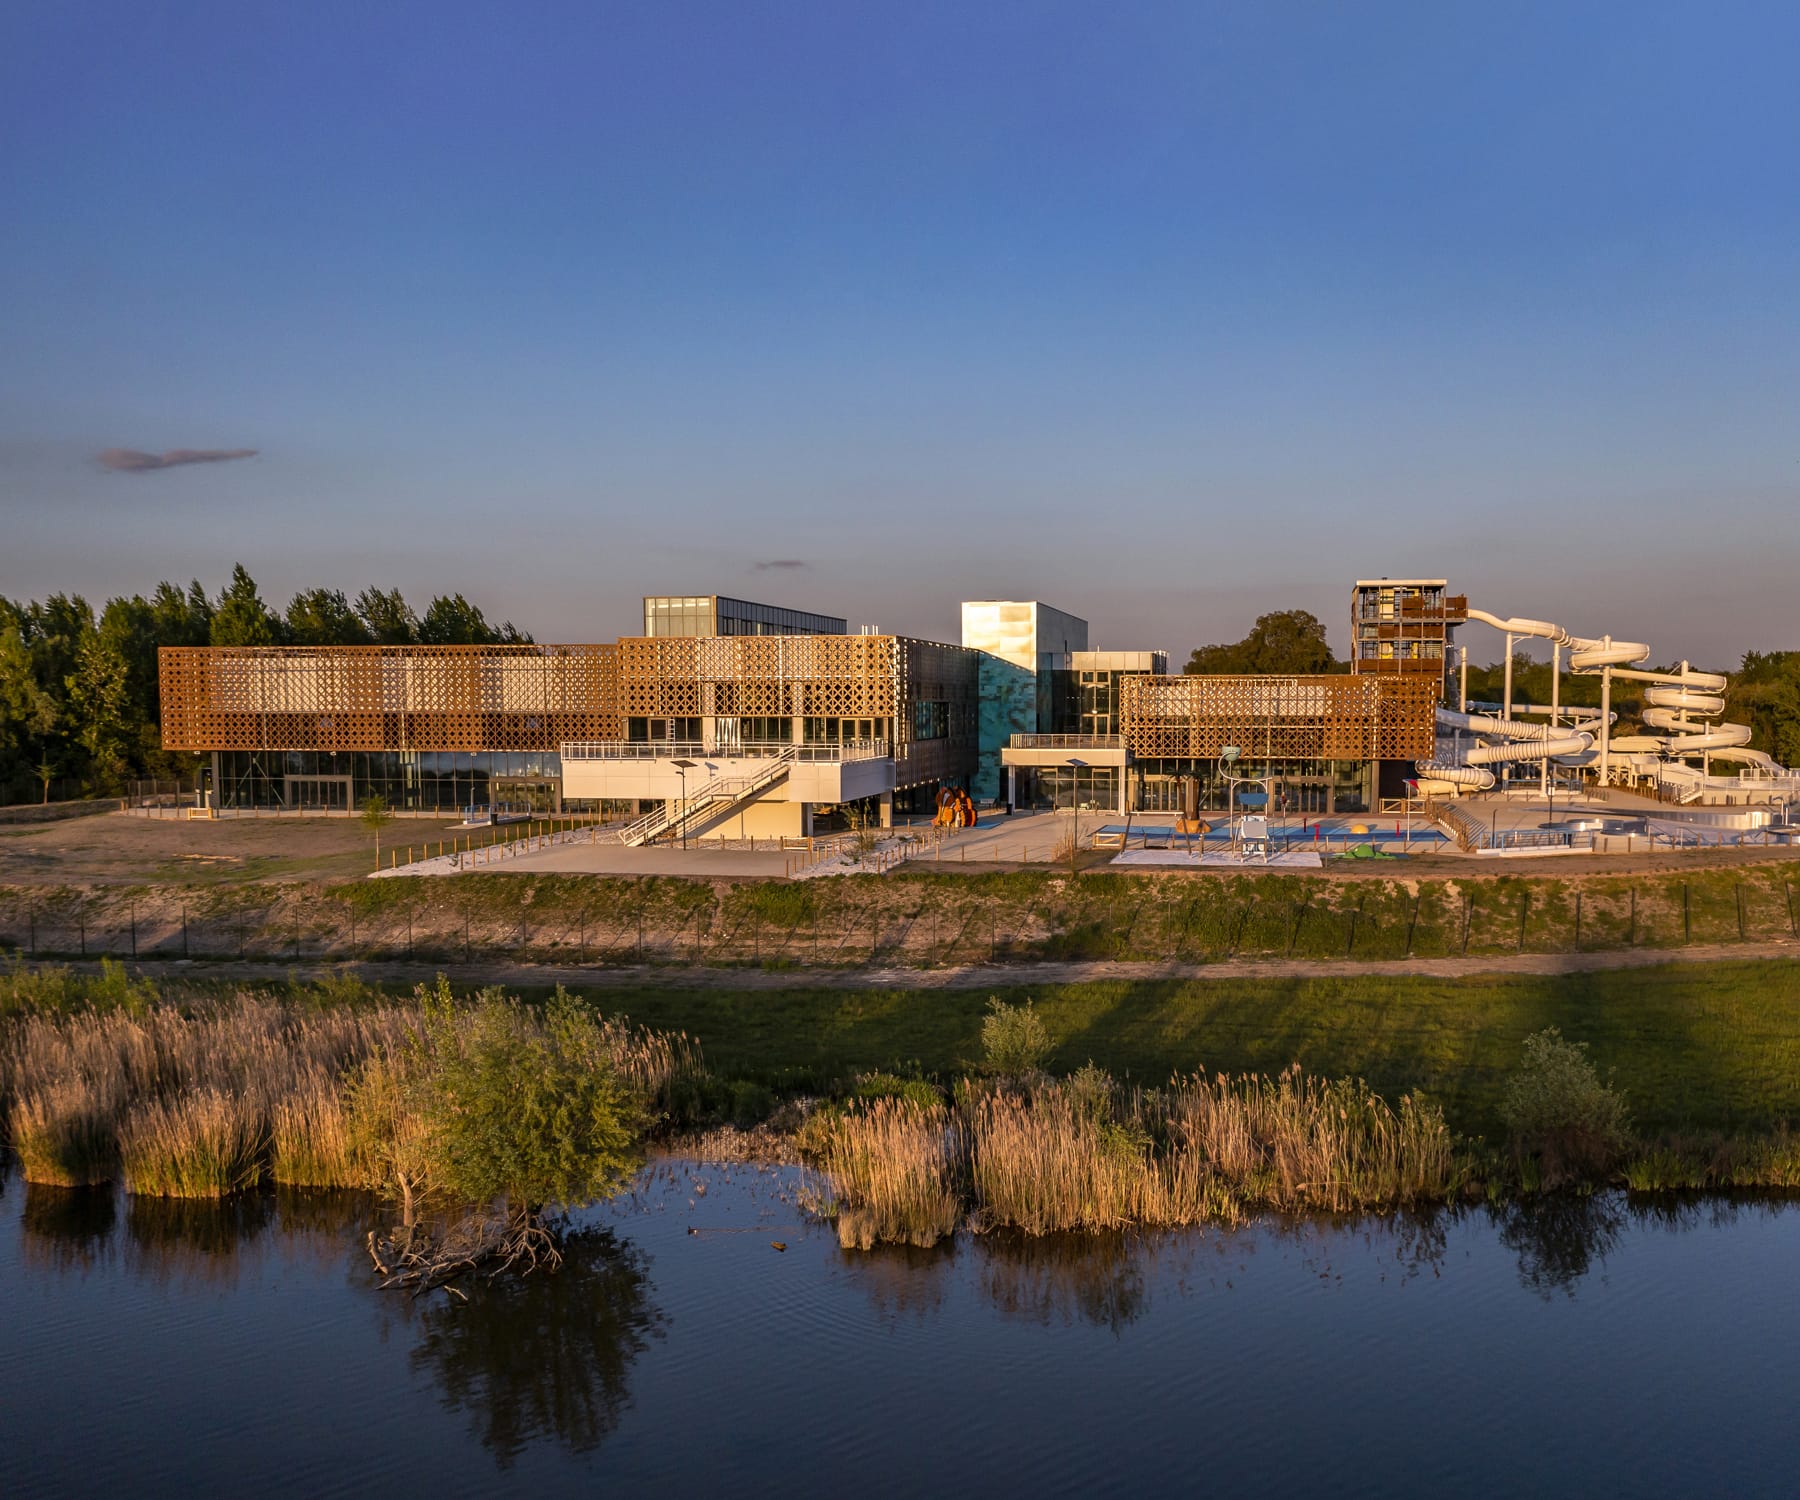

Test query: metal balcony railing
[562,739,889,763]
[1007,734,1127,750]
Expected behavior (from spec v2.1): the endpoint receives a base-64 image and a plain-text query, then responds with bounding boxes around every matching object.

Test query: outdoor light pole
[671,758,696,850]
[1065,756,1087,851]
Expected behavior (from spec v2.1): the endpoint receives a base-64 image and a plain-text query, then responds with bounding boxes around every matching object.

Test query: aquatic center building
[159,589,1441,832]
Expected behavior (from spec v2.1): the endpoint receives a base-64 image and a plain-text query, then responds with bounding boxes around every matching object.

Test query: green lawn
[563,960,1800,1138]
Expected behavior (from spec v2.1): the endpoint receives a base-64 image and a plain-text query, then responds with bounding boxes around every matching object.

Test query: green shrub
[722,1079,777,1129]
[418,981,645,1215]
[980,996,1053,1076]
[1063,1062,1116,1121]
[1500,1028,1632,1188]
[854,1071,942,1110]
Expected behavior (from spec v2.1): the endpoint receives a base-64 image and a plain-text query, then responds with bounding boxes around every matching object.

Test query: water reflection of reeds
[20,1183,117,1274]
[975,1231,1158,1333]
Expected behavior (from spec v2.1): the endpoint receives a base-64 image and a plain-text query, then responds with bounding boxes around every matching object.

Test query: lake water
[3,1159,1797,1497]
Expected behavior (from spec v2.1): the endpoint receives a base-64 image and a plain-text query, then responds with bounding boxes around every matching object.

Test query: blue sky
[3,2,1797,666]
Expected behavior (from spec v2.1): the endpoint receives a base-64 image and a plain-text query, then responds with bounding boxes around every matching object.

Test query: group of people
[933,785,978,828]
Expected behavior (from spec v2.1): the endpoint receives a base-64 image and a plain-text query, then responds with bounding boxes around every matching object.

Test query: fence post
[1518,891,1529,952]
[1788,880,1798,938]
[130,901,137,959]
[1461,892,1474,956]
[1736,883,1746,940]
[1683,882,1691,945]
[79,917,85,958]
[1573,891,1581,951]
[182,904,189,958]
[1629,887,1637,945]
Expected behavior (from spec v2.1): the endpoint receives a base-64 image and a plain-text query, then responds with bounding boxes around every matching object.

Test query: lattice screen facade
[614,634,903,720]
[159,645,621,752]
[160,636,982,785]
[1122,674,1437,761]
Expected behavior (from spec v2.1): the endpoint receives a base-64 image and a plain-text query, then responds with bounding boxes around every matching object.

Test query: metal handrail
[1007,733,1126,749]
[564,741,708,760]
[563,739,889,763]
[610,746,802,847]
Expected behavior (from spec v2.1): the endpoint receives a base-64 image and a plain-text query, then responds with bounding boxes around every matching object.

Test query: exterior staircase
[606,747,799,847]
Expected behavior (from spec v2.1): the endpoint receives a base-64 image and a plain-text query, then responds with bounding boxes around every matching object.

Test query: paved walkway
[469,841,795,878]
[88,937,1799,991]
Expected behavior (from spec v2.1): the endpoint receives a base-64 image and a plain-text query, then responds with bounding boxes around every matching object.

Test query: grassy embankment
[5,861,1800,966]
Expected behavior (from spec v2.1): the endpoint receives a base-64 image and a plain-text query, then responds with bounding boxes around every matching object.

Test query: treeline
[0,566,528,804]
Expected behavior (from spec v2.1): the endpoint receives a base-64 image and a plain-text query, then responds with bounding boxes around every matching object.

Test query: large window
[212,750,565,813]
[913,700,948,740]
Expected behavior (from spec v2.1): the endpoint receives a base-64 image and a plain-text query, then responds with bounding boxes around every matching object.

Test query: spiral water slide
[1414,708,1596,792]
[1413,608,1776,795]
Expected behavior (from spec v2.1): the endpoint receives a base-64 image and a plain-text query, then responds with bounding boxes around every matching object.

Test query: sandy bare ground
[53,937,1800,992]
[0,811,464,886]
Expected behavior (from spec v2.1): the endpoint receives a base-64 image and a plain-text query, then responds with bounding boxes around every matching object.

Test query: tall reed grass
[10,1077,121,1186]
[1,977,696,1201]
[270,1065,362,1189]
[808,1098,967,1250]
[808,1065,1459,1247]
[120,1089,266,1198]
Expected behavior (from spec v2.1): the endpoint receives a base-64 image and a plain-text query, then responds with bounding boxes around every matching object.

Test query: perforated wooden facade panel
[159,645,621,751]
[1122,674,1437,761]
[614,634,903,719]
[160,636,985,786]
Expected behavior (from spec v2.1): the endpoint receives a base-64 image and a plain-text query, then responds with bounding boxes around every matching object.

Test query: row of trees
[1188,610,1800,760]
[0,566,528,804]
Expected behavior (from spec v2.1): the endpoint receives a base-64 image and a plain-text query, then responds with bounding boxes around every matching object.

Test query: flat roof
[1352,579,1447,588]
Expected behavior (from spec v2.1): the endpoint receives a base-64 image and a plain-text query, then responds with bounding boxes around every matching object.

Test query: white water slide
[1413,607,1788,797]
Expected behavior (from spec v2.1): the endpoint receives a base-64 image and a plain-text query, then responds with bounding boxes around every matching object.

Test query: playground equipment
[1413,607,1796,803]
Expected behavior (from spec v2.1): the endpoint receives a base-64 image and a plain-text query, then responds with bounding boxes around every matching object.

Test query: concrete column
[878,790,893,829]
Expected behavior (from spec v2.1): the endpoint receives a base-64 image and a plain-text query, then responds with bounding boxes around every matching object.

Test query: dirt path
[60,937,1800,991]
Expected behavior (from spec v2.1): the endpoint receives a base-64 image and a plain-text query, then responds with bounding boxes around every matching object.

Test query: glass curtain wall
[642,596,848,637]
[1130,759,1374,814]
[213,750,563,812]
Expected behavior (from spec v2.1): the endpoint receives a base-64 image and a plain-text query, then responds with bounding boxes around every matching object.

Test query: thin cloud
[99,447,258,473]
[753,559,809,571]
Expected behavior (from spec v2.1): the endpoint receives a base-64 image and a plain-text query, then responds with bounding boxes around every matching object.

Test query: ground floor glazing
[1008,759,1383,814]
[210,750,566,813]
